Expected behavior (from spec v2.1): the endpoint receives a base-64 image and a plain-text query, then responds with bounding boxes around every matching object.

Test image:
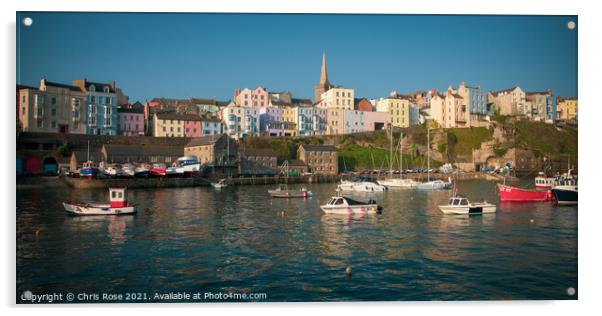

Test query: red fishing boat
[149,163,167,177]
[497,184,555,202]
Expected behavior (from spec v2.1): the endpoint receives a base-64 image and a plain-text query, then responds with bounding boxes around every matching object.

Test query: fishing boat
[497,183,554,202]
[134,163,151,178]
[320,196,383,215]
[120,163,136,178]
[166,165,180,177]
[63,187,137,216]
[211,179,228,189]
[337,180,387,192]
[415,123,452,190]
[377,128,420,189]
[79,141,98,179]
[175,156,201,177]
[149,163,167,177]
[268,184,312,198]
[438,195,496,215]
[103,164,122,178]
[79,161,99,179]
[551,170,578,205]
[534,172,556,189]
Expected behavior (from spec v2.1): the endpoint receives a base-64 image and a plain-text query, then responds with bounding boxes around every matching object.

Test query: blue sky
[16,13,577,103]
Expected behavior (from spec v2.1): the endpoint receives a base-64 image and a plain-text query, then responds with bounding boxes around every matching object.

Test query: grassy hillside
[338,144,442,171]
[512,121,577,158]
[446,127,493,156]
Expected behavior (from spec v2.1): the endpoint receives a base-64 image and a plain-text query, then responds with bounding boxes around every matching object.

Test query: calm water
[16,180,577,302]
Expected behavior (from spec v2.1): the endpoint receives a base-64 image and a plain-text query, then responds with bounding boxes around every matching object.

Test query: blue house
[72,79,118,135]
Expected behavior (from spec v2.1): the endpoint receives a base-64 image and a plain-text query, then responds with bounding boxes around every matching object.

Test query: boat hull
[498,184,554,202]
[63,202,136,216]
[552,187,578,205]
[439,204,496,215]
[268,190,312,198]
[320,204,379,215]
[377,179,419,188]
[416,181,451,190]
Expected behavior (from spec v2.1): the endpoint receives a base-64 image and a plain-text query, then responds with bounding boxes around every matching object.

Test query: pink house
[235,86,269,107]
[184,116,203,137]
[117,108,145,136]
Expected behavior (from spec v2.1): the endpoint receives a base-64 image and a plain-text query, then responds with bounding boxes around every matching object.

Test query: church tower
[314,52,333,103]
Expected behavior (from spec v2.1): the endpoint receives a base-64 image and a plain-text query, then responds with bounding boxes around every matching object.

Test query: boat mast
[87,140,90,161]
[389,124,393,178]
[427,122,430,182]
[399,131,403,179]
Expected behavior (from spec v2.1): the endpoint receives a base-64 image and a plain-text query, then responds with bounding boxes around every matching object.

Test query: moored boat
[134,163,151,178]
[268,184,312,198]
[320,196,383,215]
[497,184,554,202]
[79,160,99,179]
[149,163,167,177]
[337,180,387,192]
[551,171,577,205]
[103,164,122,178]
[535,172,556,189]
[438,196,496,215]
[120,163,136,178]
[416,178,452,190]
[377,178,420,189]
[63,187,136,216]
[211,179,228,189]
[175,156,201,177]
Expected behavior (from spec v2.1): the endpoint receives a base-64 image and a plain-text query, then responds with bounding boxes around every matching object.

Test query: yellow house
[153,113,185,137]
[317,87,354,110]
[375,96,411,128]
[557,97,578,121]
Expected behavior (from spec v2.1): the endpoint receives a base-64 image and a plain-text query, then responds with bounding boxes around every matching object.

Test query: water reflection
[16,180,577,301]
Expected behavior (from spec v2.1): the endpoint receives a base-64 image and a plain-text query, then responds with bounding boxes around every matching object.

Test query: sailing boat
[377,127,420,188]
[416,122,452,190]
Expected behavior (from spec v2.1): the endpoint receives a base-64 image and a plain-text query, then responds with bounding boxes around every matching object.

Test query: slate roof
[44,81,84,92]
[103,144,183,157]
[117,107,144,114]
[185,134,227,147]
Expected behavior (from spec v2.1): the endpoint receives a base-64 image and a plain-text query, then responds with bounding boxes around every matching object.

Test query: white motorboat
[320,196,383,215]
[120,163,136,178]
[103,164,122,178]
[268,184,312,198]
[337,180,387,192]
[438,196,496,215]
[63,187,137,216]
[176,156,201,176]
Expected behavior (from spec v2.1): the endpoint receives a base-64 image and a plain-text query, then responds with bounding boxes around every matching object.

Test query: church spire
[320,52,330,85]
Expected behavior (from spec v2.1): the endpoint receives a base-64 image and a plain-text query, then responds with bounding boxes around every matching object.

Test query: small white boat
[337,180,387,192]
[103,164,122,178]
[268,185,312,198]
[211,179,228,189]
[120,163,136,178]
[320,196,383,215]
[438,196,496,215]
[377,178,420,189]
[63,187,137,216]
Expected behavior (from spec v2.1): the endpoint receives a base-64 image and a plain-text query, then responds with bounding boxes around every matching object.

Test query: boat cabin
[109,187,129,208]
[82,161,97,169]
[448,196,469,206]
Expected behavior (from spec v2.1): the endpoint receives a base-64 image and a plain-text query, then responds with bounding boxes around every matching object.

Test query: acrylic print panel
[16,12,577,303]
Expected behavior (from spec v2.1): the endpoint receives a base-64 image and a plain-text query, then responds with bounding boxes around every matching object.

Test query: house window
[104,117,111,126]
[89,116,96,125]
[51,108,56,116]
[51,121,56,128]
[51,97,56,105]
[36,119,43,128]
[90,96,96,103]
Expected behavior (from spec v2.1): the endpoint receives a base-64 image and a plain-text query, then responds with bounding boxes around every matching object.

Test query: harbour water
[16,180,577,302]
